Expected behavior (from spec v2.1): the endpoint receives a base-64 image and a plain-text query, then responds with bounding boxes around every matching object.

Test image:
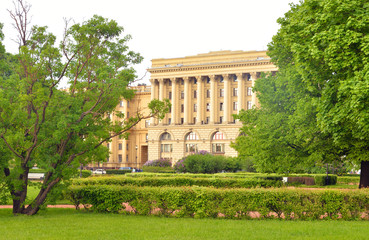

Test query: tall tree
[0,0,169,215]
[235,0,369,185]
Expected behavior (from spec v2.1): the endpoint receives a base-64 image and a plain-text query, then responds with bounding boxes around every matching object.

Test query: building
[93,85,151,169]
[91,50,277,169]
[147,50,277,164]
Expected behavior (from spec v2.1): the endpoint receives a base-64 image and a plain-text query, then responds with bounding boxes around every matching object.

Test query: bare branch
[8,0,32,47]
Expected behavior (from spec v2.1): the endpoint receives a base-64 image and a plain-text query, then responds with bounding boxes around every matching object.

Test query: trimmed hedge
[314,175,337,186]
[67,185,369,220]
[337,176,360,184]
[142,166,176,173]
[106,169,132,175]
[72,176,282,188]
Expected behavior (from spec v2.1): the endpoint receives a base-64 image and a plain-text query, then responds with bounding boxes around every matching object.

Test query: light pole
[135,145,138,170]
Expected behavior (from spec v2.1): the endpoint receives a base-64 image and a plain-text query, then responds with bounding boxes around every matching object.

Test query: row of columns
[150,73,258,126]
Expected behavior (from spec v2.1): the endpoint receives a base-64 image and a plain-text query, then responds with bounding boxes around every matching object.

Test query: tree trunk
[359,161,369,188]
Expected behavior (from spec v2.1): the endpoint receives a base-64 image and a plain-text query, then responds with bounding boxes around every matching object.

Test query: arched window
[160,132,172,153]
[211,131,225,154]
[160,132,171,141]
[185,131,198,153]
[212,131,224,140]
[185,132,199,140]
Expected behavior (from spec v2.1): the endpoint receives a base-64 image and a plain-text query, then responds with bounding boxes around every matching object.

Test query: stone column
[209,75,217,124]
[183,77,190,125]
[150,79,156,126]
[196,76,203,125]
[223,74,230,123]
[158,79,165,125]
[236,73,244,113]
[171,78,177,125]
[250,72,258,107]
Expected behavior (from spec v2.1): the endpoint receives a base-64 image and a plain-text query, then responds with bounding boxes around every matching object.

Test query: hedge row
[72,176,283,188]
[105,169,132,175]
[67,185,369,220]
[337,176,360,184]
[125,172,283,179]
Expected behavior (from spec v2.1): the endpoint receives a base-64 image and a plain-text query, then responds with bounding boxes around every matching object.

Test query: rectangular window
[206,89,210,98]
[181,118,184,124]
[212,143,225,153]
[219,116,223,124]
[181,104,184,113]
[206,103,210,111]
[220,102,223,111]
[194,104,197,112]
[233,75,238,82]
[120,101,124,107]
[107,143,110,149]
[161,144,172,152]
[233,102,238,111]
[247,101,252,110]
[118,154,122,163]
[181,79,184,85]
[207,78,210,84]
[169,106,171,113]
[168,81,172,86]
[107,156,109,162]
[127,101,130,107]
[193,117,196,124]
[126,155,129,162]
[118,143,122,150]
[220,89,224,97]
[247,87,252,96]
[169,91,172,100]
[126,143,129,151]
[145,120,150,128]
[168,118,171,124]
[127,112,129,118]
[206,117,209,124]
[146,133,148,141]
[186,143,198,153]
[181,91,184,99]
[194,90,197,98]
[233,88,238,96]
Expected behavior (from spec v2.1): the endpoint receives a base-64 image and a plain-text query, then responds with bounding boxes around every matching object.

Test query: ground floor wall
[147,123,241,164]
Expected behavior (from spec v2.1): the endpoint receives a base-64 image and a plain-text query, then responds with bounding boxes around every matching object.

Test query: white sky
[0,0,300,85]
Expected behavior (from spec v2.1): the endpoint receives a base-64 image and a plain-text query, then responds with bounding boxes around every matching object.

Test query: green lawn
[1,208,369,240]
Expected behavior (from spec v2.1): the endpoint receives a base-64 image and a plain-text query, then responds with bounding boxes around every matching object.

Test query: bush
[175,152,241,174]
[72,176,282,188]
[314,175,337,186]
[106,169,132,175]
[67,185,369,219]
[142,166,175,173]
[144,159,172,167]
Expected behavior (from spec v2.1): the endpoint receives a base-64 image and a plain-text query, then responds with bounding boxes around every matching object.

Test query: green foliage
[67,185,369,220]
[175,153,241,174]
[314,175,338,186]
[72,176,282,189]
[142,166,175,173]
[105,169,131,175]
[0,10,169,215]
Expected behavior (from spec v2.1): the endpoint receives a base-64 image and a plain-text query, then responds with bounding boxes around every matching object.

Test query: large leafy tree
[0,0,169,215]
[235,0,369,185]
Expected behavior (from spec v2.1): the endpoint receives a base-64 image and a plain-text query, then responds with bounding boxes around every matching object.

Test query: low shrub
[144,159,172,168]
[175,152,241,174]
[67,185,369,220]
[142,166,175,173]
[106,169,131,175]
[314,175,337,186]
[72,176,282,188]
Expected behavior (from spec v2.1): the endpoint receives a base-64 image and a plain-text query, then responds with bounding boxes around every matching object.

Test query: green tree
[267,0,369,187]
[0,0,169,215]
[235,0,369,185]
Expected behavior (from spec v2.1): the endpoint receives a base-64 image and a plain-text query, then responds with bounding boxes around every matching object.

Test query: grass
[1,208,369,240]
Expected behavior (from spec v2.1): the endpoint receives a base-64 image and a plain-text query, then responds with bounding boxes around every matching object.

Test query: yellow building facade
[147,50,277,164]
[93,50,277,169]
